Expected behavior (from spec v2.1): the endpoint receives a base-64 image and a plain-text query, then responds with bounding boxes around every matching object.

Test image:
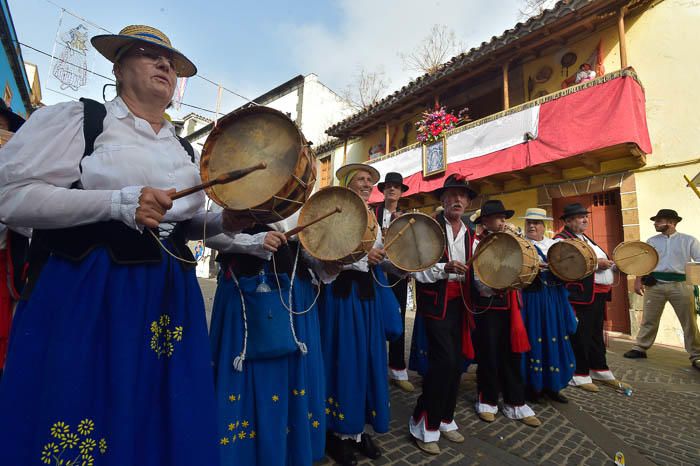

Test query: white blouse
[0,98,205,231]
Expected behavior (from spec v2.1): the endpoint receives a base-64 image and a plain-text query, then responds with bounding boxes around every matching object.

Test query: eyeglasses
[127,46,177,73]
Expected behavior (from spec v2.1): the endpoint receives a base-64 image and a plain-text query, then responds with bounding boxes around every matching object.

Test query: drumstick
[383,218,416,251]
[284,206,342,238]
[170,162,267,200]
[466,235,499,267]
[684,175,700,200]
[614,250,649,262]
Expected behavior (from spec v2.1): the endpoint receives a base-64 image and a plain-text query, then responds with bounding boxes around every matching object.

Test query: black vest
[217,225,311,282]
[415,213,471,320]
[22,99,197,299]
[554,227,606,305]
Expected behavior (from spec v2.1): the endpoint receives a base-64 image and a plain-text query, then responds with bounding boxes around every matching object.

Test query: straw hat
[520,207,553,221]
[91,25,197,77]
[335,163,380,187]
[469,209,481,223]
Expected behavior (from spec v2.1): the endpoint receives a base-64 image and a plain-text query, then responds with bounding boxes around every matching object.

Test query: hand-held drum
[686,263,700,285]
[384,212,445,272]
[547,239,596,282]
[200,106,316,224]
[612,241,659,276]
[473,232,540,290]
[297,187,378,264]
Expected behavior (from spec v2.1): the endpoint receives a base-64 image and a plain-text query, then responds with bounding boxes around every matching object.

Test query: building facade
[317,0,700,348]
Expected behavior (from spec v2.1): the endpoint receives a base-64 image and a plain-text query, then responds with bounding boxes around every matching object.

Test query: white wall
[300,74,354,147]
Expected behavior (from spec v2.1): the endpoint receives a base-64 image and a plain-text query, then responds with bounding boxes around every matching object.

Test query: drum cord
[271,246,321,315]
[147,203,211,265]
[370,266,405,288]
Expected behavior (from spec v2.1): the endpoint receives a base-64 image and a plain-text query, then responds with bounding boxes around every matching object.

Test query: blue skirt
[210,271,325,466]
[0,248,218,466]
[521,278,578,392]
[409,312,471,377]
[318,267,398,436]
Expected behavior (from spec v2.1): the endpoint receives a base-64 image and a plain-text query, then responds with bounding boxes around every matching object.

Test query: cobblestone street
[199,278,700,465]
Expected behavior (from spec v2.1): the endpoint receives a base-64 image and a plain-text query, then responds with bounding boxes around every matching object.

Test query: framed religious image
[423,138,447,177]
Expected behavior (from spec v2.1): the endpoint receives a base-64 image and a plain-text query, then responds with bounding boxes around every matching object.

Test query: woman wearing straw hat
[0,25,248,465]
[316,163,401,466]
[205,212,326,466]
[519,208,577,404]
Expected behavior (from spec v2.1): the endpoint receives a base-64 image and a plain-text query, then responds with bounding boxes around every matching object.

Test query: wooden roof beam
[542,165,563,180]
[580,156,601,173]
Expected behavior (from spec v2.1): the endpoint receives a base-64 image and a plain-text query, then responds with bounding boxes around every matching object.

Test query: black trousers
[388,276,408,372]
[571,293,609,375]
[473,309,525,406]
[412,299,464,430]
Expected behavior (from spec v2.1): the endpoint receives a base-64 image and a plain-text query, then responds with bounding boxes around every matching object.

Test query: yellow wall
[489,189,539,231]
[624,0,700,347]
[521,26,621,99]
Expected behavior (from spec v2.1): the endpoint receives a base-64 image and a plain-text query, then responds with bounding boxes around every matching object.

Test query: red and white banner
[368,75,652,203]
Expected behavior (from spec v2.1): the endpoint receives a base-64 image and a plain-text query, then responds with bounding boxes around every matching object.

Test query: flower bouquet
[415,106,470,144]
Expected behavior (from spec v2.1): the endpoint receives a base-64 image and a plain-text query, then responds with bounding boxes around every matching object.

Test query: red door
[552,190,630,333]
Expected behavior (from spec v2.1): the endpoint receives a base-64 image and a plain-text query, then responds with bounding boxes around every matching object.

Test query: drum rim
[385,212,445,272]
[612,240,659,276]
[297,186,370,262]
[547,239,596,281]
[473,232,539,289]
[200,105,307,210]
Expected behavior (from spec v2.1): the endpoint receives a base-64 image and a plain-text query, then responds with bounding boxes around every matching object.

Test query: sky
[9,0,535,120]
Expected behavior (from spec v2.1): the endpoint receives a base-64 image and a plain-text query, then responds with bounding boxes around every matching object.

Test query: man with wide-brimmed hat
[471,200,540,428]
[555,203,631,392]
[318,162,402,465]
[624,209,700,370]
[409,174,476,454]
[374,172,414,392]
[519,208,577,404]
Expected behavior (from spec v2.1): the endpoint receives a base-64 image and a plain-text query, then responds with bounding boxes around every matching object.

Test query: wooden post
[502,62,510,110]
[385,123,390,156]
[342,139,348,165]
[617,7,628,69]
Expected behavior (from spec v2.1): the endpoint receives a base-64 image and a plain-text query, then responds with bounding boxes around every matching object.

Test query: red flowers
[416,106,470,143]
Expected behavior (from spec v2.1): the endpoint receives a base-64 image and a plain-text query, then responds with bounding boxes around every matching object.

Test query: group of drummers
[1,23,699,466]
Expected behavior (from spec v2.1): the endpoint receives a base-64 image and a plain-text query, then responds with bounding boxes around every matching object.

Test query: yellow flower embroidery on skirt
[41,419,107,465]
[150,314,183,358]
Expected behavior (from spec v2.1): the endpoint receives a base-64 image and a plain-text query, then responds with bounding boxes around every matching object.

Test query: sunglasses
[126,46,178,74]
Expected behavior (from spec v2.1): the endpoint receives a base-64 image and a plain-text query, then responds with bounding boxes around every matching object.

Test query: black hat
[432,173,478,200]
[0,100,25,133]
[378,172,408,192]
[560,202,591,220]
[474,200,514,224]
[650,209,682,222]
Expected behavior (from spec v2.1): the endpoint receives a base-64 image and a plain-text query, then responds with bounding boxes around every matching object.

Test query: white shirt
[528,236,560,262]
[0,98,204,231]
[577,234,613,285]
[380,207,393,230]
[648,232,700,275]
[414,218,466,284]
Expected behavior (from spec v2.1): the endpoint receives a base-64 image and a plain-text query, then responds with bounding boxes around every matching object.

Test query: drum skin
[473,232,539,290]
[547,239,596,282]
[298,187,377,263]
[200,106,315,224]
[384,212,445,272]
[612,241,659,276]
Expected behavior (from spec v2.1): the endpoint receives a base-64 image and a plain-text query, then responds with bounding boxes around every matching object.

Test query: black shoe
[326,434,358,466]
[526,387,544,404]
[356,433,382,459]
[544,389,569,404]
[623,349,647,359]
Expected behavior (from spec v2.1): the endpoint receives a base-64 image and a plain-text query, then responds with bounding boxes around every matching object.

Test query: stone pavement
[198,278,700,465]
